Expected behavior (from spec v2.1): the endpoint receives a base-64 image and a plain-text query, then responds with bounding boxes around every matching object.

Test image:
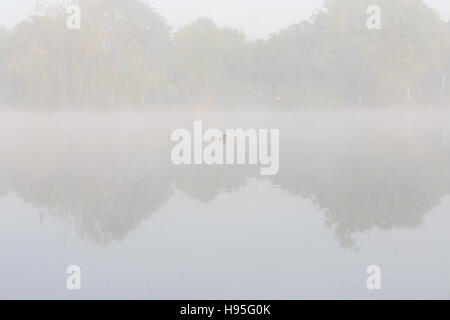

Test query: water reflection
[0,109,449,247]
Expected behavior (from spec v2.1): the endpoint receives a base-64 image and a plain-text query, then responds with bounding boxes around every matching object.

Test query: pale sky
[1,0,450,39]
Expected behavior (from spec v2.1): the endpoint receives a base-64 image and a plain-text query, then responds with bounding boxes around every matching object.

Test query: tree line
[0,0,449,109]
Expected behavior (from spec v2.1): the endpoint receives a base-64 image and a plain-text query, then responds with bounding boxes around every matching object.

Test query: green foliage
[290,0,447,105]
[0,26,10,101]
[6,0,172,108]
[0,0,449,108]
[171,18,249,105]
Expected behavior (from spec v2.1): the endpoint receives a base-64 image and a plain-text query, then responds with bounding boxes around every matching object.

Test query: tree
[171,18,249,106]
[0,26,11,102]
[7,0,172,108]
[308,0,446,106]
[2,0,449,108]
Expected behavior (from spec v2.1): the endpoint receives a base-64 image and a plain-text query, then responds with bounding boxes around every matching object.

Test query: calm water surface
[0,109,449,299]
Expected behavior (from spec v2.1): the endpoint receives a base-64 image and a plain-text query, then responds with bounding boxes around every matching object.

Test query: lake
[0,108,449,299]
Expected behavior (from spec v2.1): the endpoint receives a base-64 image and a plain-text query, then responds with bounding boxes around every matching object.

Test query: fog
[2,0,325,38]
[1,0,450,299]
[1,108,449,247]
[1,109,450,299]
[1,0,450,108]
[2,0,450,38]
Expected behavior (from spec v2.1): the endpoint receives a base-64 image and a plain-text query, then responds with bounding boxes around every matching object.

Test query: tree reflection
[0,111,449,247]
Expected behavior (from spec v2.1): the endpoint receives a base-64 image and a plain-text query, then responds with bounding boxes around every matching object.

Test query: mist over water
[1,109,450,299]
[1,0,450,300]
